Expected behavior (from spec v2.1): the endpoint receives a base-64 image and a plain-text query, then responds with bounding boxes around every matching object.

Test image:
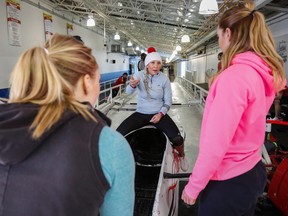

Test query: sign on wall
[6,0,21,46]
[43,13,53,41]
[67,23,73,35]
[278,40,287,63]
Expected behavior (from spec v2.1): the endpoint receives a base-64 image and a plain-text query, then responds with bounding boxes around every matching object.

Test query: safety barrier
[96,76,208,114]
[96,79,129,114]
[176,77,208,109]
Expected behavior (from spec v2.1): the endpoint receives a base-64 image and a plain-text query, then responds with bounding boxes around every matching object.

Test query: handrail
[100,78,118,86]
[98,75,132,106]
[176,77,208,109]
[96,81,129,114]
[96,76,209,113]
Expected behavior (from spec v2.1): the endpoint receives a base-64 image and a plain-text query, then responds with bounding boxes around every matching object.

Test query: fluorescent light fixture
[181,35,190,43]
[114,32,120,40]
[168,50,178,62]
[87,15,95,27]
[176,45,182,51]
[199,0,219,15]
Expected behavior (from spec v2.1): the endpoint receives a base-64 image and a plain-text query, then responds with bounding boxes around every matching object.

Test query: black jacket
[0,103,110,216]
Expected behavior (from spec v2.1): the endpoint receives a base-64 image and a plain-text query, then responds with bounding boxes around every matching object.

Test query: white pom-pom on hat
[144,47,162,66]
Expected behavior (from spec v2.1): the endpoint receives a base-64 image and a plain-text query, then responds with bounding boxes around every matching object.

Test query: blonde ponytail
[9,34,98,139]
[213,1,285,91]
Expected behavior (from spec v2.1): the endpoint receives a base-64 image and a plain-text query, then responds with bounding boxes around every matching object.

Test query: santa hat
[144,47,162,66]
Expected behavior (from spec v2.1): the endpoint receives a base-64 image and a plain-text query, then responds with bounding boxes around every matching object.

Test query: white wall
[0,0,130,88]
[182,50,219,84]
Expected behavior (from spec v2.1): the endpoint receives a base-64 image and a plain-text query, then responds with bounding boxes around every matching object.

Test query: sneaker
[179,156,189,172]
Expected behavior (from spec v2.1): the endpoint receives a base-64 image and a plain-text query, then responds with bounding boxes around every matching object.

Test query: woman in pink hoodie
[182,2,286,216]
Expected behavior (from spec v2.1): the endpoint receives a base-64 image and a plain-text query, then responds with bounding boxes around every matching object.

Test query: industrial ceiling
[38,0,288,57]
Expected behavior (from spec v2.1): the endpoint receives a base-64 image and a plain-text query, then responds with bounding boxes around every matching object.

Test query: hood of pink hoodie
[231,51,276,96]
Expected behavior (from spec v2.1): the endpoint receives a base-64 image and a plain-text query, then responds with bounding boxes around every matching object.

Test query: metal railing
[96,76,209,113]
[176,77,209,109]
[96,79,128,114]
[98,78,118,104]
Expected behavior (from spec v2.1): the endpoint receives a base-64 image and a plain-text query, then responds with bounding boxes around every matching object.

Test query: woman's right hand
[129,75,140,88]
[181,190,196,206]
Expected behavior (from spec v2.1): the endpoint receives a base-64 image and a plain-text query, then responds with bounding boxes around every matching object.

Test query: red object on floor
[268,158,288,215]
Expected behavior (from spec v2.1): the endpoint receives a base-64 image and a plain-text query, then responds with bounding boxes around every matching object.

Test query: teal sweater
[99,126,135,216]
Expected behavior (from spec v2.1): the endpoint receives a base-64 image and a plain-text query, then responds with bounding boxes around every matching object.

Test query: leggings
[116,112,183,146]
[198,161,266,216]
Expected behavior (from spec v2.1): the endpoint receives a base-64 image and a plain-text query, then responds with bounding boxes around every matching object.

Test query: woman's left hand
[149,113,163,124]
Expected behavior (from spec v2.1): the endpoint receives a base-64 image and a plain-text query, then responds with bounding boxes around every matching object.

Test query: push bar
[163,172,191,179]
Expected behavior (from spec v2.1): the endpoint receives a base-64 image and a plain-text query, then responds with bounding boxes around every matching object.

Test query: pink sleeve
[184,72,249,199]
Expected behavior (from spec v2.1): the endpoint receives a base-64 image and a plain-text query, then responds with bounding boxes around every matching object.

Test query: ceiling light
[114,32,120,40]
[199,0,219,15]
[135,46,139,51]
[189,8,197,12]
[127,41,132,46]
[177,10,183,16]
[87,15,95,27]
[176,45,182,51]
[181,35,190,43]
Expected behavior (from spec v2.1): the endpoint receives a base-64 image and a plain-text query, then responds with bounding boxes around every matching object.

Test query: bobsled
[124,125,181,216]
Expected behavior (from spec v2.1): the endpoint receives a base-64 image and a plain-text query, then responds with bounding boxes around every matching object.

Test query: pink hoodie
[184,51,285,199]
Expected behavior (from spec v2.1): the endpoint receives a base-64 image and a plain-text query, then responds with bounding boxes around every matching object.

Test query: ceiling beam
[255,0,273,9]
[110,14,199,30]
[264,5,288,13]
[82,0,146,48]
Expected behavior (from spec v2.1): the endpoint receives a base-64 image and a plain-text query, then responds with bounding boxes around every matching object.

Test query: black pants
[198,161,266,216]
[116,112,183,146]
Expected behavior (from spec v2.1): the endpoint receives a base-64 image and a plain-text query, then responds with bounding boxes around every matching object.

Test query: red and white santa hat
[144,47,162,66]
